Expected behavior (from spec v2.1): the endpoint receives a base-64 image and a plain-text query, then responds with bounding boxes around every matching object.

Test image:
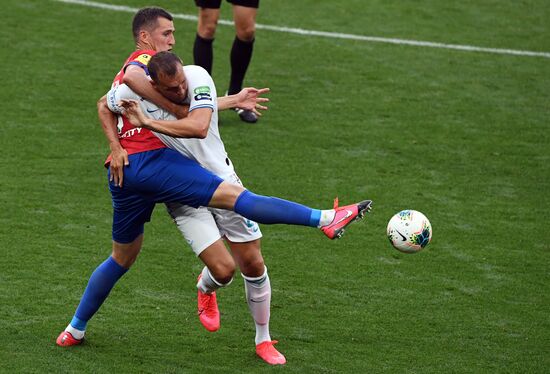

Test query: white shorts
[165,173,262,256]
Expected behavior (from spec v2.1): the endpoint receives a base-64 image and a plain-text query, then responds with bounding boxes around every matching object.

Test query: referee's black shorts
[195,0,259,9]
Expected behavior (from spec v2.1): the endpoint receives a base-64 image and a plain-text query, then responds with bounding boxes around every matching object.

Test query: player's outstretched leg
[320,198,373,239]
[232,190,372,239]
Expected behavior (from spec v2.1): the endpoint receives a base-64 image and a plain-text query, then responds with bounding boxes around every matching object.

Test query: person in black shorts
[193,0,260,123]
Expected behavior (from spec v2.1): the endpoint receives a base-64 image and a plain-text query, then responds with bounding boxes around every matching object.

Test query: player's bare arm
[97,95,128,187]
[217,87,270,116]
[119,99,211,138]
[123,65,189,119]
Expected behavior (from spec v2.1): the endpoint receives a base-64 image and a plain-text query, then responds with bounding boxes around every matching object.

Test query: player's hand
[118,99,151,128]
[109,144,129,187]
[234,88,270,116]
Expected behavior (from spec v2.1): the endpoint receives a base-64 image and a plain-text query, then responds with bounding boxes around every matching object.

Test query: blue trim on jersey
[189,104,214,112]
[126,61,150,76]
[109,148,223,243]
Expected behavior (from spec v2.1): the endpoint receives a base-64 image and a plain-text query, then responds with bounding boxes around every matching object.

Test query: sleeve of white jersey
[185,66,216,113]
[106,84,141,114]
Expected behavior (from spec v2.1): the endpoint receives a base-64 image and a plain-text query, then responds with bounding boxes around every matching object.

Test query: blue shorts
[108,148,223,243]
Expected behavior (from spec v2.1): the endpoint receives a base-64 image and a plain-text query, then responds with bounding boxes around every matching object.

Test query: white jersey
[107,65,235,179]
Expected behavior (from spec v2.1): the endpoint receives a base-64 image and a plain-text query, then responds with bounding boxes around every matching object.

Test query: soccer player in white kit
[107,55,286,364]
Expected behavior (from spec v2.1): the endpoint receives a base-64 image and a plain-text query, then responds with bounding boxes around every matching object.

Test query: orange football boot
[197,275,220,332]
[320,198,372,239]
[256,340,286,365]
[56,331,83,347]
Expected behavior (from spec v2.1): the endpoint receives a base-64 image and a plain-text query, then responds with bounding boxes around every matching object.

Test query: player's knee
[236,25,255,42]
[111,248,140,268]
[209,182,245,210]
[198,19,218,39]
[112,238,142,268]
[210,260,236,285]
[240,256,265,277]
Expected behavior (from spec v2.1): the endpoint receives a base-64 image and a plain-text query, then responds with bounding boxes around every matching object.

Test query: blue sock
[70,256,128,330]
[234,190,321,227]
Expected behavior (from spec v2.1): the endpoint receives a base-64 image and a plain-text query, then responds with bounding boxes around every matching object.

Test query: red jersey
[105,50,166,165]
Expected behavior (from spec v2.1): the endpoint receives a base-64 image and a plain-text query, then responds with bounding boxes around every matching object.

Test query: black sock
[228,36,254,95]
[193,33,214,74]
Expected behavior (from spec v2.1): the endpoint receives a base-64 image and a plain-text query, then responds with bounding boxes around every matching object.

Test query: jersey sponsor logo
[135,53,152,66]
[120,127,143,138]
[194,86,211,95]
[193,86,212,101]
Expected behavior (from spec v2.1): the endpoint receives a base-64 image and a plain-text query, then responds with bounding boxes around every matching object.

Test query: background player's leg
[194,7,220,74]
[229,5,258,123]
[228,5,256,95]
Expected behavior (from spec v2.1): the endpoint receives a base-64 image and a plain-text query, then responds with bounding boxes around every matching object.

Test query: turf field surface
[1,1,549,372]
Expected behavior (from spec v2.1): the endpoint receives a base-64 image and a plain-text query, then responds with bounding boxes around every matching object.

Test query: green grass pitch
[1,0,549,372]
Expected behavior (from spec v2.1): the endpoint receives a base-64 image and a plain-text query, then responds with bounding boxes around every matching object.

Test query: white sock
[65,324,85,340]
[197,266,227,294]
[242,266,272,345]
[318,209,336,227]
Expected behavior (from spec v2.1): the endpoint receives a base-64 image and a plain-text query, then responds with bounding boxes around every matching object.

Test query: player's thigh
[109,178,155,245]
[137,149,223,209]
[165,202,222,257]
[226,238,265,277]
[211,206,262,243]
[210,173,256,230]
[231,5,257,41]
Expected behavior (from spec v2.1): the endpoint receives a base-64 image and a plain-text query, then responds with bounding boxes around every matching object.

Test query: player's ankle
[66,324,85,340]
[318,209,335,227]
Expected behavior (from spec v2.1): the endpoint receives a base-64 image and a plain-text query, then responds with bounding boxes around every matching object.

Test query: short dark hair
[149,51,183,82]
[132,7,173,42]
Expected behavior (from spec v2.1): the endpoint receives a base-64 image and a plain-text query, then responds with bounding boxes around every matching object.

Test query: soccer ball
[387,210,432,253]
